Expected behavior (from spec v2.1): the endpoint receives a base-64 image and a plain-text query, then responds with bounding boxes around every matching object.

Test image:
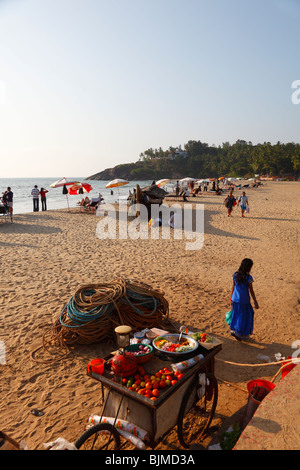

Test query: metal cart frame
[85,343,222,450]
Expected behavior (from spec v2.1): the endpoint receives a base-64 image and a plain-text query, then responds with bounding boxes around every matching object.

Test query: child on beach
[230,258,259,341]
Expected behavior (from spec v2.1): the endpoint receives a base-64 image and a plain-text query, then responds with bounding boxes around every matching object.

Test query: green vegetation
[88,140,300,181]
[138,140,300,179]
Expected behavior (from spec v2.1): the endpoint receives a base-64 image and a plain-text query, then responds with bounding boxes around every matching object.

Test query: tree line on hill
[87,140,300,181]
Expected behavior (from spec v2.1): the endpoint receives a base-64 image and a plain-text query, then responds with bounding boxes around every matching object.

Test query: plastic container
[281,357,297,379]
[87,358,105,375]
[247,379,275,394]
[145,330,157,340]
[134,332,145,343]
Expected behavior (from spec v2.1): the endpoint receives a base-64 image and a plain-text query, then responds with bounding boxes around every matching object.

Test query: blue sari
[230,273,254,338]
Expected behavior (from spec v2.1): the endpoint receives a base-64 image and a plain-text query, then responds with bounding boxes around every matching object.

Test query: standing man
[31,185,40,212]
[4,187,13,221]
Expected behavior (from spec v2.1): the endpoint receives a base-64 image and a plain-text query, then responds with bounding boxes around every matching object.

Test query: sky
[0,0,300,177]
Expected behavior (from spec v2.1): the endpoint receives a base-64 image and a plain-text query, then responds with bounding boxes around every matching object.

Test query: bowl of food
[125,344,154,364]
[152,334,198,356]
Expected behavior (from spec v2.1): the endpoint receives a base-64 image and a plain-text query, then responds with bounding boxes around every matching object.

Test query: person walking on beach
[224,191,236,216]
[40,188,48,211]
[229,258,259,341]
[238,191,249,217]
[31,185,40,212]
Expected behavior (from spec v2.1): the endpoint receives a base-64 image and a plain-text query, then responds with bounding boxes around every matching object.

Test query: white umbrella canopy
[155,179,170,187]
[105,179,129,188]
[49,177,80,210]
[179,177,197,183]
[49,177,79,188]
[197,179,210,184]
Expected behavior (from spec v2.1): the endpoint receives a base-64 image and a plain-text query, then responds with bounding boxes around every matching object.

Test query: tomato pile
[121,365,184,401]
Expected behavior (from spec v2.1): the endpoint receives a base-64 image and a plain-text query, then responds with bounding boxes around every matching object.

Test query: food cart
[79,327,222,450]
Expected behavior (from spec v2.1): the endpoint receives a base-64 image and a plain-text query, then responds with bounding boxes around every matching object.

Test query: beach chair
[84,197,105,213]
[0,202,9,222]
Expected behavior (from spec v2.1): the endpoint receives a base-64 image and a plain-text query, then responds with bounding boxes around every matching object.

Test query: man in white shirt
[31,185,40,212]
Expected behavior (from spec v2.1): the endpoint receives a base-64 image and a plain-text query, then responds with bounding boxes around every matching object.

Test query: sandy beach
[0,181,299,450]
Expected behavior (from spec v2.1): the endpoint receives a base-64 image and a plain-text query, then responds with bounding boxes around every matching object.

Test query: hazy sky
[0,0,299,177]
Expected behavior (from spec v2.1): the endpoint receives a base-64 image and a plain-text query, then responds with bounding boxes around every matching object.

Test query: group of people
[1,185,49,219]
[77,193,104,211]
[31,185,48,212]
[1,187,13,221]
[224,190,249,217]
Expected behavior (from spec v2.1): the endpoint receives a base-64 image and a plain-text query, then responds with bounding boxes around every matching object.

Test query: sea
[0,178,174,215]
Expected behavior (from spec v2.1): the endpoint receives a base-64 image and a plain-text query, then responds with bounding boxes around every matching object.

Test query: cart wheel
[75,423,121,450]
[177,372,218,449]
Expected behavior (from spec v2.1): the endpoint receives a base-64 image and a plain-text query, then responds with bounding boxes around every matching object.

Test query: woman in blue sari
[230,258,259,341]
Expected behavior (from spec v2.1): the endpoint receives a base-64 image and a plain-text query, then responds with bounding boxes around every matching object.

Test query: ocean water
[0,178,166,215]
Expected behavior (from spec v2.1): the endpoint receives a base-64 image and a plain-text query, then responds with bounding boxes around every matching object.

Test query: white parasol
[105,179,129,188]
[155,179,170,187]
[49,177,80,210]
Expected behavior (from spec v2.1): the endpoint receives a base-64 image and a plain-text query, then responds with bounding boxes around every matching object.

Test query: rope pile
[31,278,169,363]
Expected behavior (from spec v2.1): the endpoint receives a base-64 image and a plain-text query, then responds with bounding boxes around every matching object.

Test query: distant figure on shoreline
[40,188,48,211]
[31,185,40,212]
[229,258,259,341]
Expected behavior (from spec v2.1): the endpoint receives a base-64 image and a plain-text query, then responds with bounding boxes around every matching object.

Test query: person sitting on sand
[229,258,259,341]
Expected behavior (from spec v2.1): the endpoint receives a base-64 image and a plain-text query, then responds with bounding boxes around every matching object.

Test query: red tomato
[171,380,177,386]
[159,380,166,388]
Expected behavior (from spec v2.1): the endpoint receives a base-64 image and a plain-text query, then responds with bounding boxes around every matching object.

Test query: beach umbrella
[179,177,197,183]
[156,179,170,187]
[197,179,209,184]
[68,182,93,195]
[106,178,129,199]
[49,177,79,188]
[105,179,129,188]
[49,177,80,210]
